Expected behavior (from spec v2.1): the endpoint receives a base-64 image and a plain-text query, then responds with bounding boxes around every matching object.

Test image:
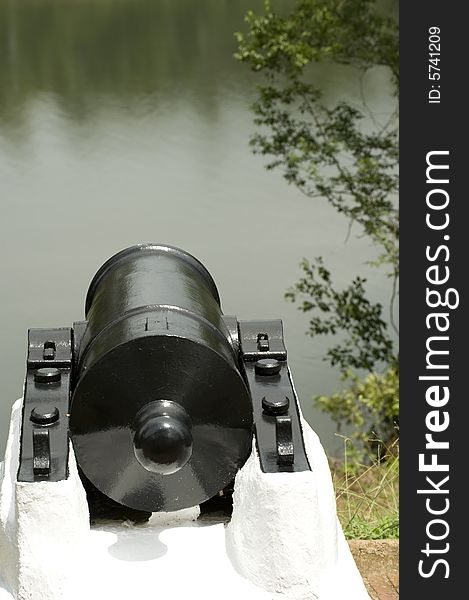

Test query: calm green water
[0,0,397,458]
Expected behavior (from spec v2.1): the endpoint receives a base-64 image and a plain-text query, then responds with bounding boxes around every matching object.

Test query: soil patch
[349,540,399,600]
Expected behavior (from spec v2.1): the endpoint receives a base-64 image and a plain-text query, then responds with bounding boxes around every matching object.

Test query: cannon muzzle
[69,244,253,513]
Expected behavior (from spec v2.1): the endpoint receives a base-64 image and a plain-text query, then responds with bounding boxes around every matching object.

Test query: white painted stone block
[227,419,369,600]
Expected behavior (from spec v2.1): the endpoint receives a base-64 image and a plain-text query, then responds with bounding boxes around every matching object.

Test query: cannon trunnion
[17,244,310,520]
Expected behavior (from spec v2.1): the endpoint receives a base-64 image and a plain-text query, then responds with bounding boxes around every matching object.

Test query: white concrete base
[227,431,369,600]
[0,400,90,600]
[0,398,369,599]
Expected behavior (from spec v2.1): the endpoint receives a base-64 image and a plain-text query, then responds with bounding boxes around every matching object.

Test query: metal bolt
[257,333,270,352]
[43,347,56,360]
[30,405,60,425]
[262,395,290,416]
[34,367,61,384]
[255,358,281,376]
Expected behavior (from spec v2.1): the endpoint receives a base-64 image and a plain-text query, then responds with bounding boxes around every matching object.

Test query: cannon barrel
[69,244,253,513]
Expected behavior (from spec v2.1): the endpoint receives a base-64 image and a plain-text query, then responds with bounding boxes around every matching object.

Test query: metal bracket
[238,320,311,473]
[17,328,73,482]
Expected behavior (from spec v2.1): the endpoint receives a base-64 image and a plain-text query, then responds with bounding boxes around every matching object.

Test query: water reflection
[0,0,262,134]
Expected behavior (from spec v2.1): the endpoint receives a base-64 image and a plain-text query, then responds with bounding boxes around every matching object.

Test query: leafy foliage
[236,0,398,81]
[236,0,399,376]
[236,1,399,462]
[316,367,399,452]
[286,258,395,373]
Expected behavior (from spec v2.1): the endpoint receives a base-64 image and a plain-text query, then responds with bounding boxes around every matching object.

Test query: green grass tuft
[331,436,399,540]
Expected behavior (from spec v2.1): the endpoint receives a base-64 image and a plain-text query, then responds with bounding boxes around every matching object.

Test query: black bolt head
[255,358,281,376]
[262,395,290,416]
[43,347,56,360]
[34,368,61,384]
[30,405,60,425]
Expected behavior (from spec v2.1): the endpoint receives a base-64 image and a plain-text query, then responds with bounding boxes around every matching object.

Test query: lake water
[0,0,397,458]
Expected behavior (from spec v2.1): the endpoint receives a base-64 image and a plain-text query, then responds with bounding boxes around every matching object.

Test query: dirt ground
[349,540,399,600]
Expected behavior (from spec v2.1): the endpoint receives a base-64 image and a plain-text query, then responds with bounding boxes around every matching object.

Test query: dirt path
[349,540,399,600]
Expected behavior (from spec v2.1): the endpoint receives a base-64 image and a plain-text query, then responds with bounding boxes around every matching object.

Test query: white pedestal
[0,399,369,599]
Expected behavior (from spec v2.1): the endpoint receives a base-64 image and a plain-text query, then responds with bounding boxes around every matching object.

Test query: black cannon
[17,244,310,521]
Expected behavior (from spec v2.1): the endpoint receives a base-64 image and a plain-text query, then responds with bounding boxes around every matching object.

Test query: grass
[331,437,399,540]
